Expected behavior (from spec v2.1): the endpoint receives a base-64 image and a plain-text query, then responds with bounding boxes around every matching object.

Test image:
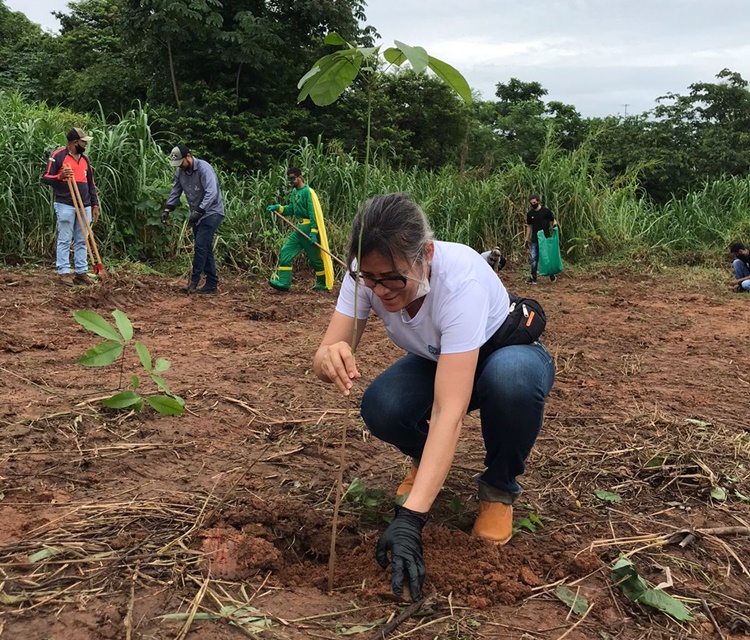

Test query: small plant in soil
[74,309,185,415]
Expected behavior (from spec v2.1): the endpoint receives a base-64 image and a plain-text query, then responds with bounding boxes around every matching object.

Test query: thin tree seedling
[74,309,185,415]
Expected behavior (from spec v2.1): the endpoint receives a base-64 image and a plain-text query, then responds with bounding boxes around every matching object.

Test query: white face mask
[408,259,431,302]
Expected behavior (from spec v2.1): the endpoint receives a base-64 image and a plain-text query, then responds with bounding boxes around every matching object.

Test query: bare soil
[0,266,749,640]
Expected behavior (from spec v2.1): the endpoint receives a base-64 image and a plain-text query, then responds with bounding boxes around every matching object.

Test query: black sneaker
[526,277,537,285]
[195,284,218,295]
[185,281,198,294]
[550,274,557,282]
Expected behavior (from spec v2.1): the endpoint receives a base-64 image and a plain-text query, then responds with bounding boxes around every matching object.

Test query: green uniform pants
[274,222,324,288]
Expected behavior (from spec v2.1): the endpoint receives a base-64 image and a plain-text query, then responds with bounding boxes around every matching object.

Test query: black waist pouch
[478,293,546,362]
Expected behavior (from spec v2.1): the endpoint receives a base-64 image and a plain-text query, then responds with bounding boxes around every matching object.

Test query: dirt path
[1,267,748,639]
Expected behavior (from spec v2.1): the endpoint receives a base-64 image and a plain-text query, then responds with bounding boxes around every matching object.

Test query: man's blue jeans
[529,241,539,281]
[733,258,750,291]
[360,342,555,503]
[192,214,223,287]
[54,202,91,275]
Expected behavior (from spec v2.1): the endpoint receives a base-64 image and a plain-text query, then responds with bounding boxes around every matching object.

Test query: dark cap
[169,144,190,167]
[67,127,92,142]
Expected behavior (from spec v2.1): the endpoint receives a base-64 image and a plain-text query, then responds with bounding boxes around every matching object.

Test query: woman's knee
[479,344,554,401]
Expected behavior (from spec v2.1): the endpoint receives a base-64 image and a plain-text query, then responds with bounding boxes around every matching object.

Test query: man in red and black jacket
[42,128,100,286]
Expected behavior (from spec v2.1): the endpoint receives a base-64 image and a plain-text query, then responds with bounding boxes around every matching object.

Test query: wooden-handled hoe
[67,178,105,279]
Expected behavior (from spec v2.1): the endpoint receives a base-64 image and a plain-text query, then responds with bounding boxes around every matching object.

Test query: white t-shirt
[335,241,510,362]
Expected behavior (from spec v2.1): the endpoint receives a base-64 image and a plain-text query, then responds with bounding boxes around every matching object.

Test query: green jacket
[280,185,317,228]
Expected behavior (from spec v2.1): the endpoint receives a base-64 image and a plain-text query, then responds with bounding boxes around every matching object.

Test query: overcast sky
[8,0,750,117]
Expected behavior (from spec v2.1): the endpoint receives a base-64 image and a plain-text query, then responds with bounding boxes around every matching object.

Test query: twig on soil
[0,366,68,397]
[367,595,434,640]
[124,565,138,640]
[327,395,352,592]
[701,599,726,640]
[175,575,210,640]
[554,601,594,640]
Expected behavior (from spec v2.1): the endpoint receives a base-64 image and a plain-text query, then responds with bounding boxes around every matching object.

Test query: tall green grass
[1,91,748,275]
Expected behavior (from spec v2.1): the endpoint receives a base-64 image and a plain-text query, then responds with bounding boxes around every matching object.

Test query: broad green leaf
[74,310,122,342]
[555,586,589,617]
[29,548,58,563]
[111,310,133,341]
[146,395,185,415]
[151,374,172,394]
[426,55,472,103]
[393,40,429,74]
[611,557,648,601]
[710,486,727,501]
[133,398,144,411]
[77,341,123,367]
[344,477,365,500]
[297,63,322,90]
[735,490,750,503]
[102,390,143,409]
[153,358,171,374]
[529,512,544,527]
[324,32,347,46]
[131,374,139,391]
[639,589,693,621]
[383,47,407,66]
[594,490,623,503]
[135,341,152,371]
[297,53,341,97]
[357,46,379,60]
[298,52,362,106]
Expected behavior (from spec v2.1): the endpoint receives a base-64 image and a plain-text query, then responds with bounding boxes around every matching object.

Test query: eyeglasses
[348,270,408,290]
[287,176,296,182]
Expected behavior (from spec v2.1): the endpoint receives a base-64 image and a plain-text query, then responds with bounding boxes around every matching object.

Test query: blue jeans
[54,202,91,275]
[360,342,555,503]
[733,258,750,291]
[192,214,223,287]
[529,241,539,281]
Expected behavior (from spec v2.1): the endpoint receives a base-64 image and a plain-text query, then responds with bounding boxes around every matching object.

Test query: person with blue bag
[524,195,558,284]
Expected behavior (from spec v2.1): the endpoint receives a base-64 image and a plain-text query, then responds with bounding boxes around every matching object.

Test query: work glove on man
[375,505,428,601]
[161,210,170,224]
[189,210,203,225]
[267,204,280,213]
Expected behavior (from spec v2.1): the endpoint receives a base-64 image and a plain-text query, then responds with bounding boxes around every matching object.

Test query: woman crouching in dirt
[312,193,555,601]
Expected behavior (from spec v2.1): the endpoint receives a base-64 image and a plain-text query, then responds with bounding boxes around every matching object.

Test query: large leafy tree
[0,1,53,98]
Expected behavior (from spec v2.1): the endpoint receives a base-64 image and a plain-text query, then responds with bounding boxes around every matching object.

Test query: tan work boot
[73,273,92,286]
[59,274,75,286]
[471,501,513,545]
[395,464,418,498]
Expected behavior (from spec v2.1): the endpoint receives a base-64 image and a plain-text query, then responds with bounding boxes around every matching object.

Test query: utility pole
[622,103,630,116]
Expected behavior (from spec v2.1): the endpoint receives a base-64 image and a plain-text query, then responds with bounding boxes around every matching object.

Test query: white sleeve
[335,271,372,320]
[436,279,490,354]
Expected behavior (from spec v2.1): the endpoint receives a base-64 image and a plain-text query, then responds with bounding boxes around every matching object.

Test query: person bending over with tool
[266,167,331,292]
[480,246,507,272]
[729,241,750,293]
[313,193,555,601]
[42,128,100,286]
[161,145,225,295]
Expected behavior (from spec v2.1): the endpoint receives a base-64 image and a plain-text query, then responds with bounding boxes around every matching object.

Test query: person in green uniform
[266,167,327,292]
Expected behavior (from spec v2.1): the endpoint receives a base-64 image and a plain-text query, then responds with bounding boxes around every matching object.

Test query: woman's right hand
[318,341,360,396]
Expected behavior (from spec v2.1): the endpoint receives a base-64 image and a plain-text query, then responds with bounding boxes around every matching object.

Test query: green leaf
[611,557,648,601]
[638,589,693,622]
[77,341,124,367]
[151,374,172,394]
[131,374,139,391]
[710,486,727,501]
[735,490,750,503]
[111,310,133,341]
[153,358,171,374]
[28,548,58,563]
[338,624,378,635]
[297,52,363,106]
[324,32,347,46]
[74,310,122,342]
[555,586,589,617]
[426,55,473,103]
[297,62,322,90]
[383,46,407,66]
[344,477,365,500]
[643,456,667,469]
[135,341,152,371]
[393,40,429,74]
[594,490,623,503]
[101,390,143,409]
[146,395,185,415]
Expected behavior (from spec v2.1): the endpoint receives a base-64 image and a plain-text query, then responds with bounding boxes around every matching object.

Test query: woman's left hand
[375,506,428,601]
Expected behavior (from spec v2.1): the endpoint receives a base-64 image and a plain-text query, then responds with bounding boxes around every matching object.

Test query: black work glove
[161,210,170,224]
[375,505,428,601]
[188,210,203,225]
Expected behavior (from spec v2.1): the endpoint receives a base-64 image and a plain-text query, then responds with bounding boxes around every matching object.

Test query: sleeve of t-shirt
[335,269,372,320]
[436,279,491,354]
[526,210,532,225]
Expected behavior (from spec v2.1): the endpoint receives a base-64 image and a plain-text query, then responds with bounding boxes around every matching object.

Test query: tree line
[1,0,749,207]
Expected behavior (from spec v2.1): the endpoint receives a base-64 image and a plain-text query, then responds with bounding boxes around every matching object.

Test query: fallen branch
[368,595,434,640]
